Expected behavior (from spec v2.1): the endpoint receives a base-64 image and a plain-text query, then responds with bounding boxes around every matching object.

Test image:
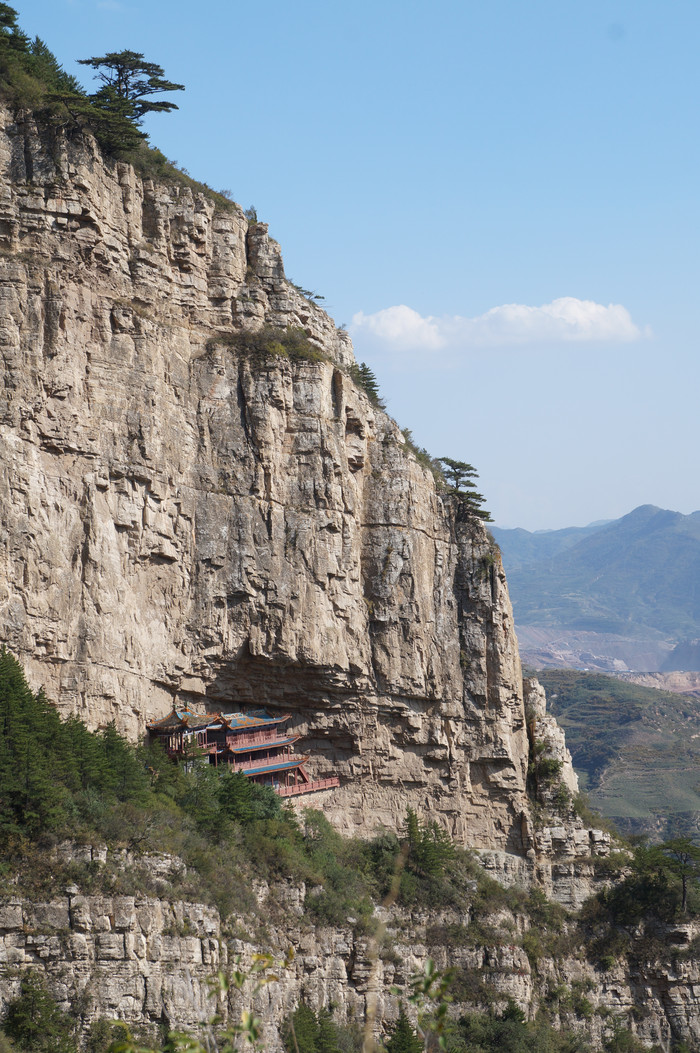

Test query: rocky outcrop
[2,862,699,1053]
[524,677,578,798]
[0,106,536,853]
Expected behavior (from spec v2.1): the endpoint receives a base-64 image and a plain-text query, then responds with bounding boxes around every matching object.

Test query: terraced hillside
[535,669,700,838]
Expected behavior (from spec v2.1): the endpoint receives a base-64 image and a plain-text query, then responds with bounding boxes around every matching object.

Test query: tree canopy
[0,7,185,157]
[437,457,492,521]
[77,51,184,122]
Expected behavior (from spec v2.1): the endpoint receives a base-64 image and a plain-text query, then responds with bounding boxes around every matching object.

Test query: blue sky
[19,0,700,529]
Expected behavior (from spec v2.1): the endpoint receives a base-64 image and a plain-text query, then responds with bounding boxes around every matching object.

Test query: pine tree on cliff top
[78,50,184,122]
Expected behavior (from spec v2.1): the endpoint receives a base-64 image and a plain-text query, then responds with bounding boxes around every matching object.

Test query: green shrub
[522,929,544,967]
[207,325,326,364]
[2,973,77,1053]
[453,1003,594,1051]
[85,1019,131,1052]
[604,1029,661,1052]
[553,782,572,813]
[282,1003,362,1053]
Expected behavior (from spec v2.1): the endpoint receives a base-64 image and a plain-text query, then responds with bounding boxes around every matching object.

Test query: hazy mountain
[493,505,700,670]
[490,520,610,573]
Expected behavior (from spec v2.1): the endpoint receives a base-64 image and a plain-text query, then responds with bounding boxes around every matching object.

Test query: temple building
[146,706,339,797]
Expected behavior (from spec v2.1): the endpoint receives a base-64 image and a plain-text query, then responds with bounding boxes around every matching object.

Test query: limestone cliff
[1,103,689,1053]
[2,846,698,1052]
[0,106,536,853]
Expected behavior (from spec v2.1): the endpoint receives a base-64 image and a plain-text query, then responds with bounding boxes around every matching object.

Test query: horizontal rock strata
[1,866,697,1052]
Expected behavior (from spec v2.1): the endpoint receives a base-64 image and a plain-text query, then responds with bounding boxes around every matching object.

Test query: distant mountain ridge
[491,520,610,573]
[492,505,700,671]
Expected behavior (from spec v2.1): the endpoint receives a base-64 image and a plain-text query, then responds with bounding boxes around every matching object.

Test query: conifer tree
[0,647,66,834]
[0,3,29,52]
[385,1006,422,1053]
[283,1003,319,1053]
[78,51,184,122]
[218,768,255,823]
[349,362,386,409]
[100,721,148,801]
[3,972,77,1053]
[403,807,455,878]
[28,37,81,93]
[316,1007,342,1053]
[61,716,105,793]
[437,456,492,521]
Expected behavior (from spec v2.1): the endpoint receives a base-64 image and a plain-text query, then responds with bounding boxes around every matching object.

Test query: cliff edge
[0,107,592,866]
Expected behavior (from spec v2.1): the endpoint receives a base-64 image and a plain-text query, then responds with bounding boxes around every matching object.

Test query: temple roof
[221,711,289,730]
[147,707,290,733]
[147,706,206,730]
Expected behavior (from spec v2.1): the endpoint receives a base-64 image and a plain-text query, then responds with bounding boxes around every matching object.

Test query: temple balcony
[225,731,299,752]
[277,776,341,796]
[230,753,310,775]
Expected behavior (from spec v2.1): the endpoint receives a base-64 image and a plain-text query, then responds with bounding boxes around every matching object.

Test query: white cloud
[351,297,649,351]
[352,305,443,350]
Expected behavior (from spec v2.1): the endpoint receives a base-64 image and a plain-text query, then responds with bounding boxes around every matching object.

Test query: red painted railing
[277,777,340,797]
[225,731,297,751]
[232,753,309,773]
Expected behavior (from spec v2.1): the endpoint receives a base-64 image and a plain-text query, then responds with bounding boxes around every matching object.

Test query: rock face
[3,865,700,1053]
[0,105,690,1051]
[0,106,535,853]
[524,677,578,798]
[0,891,224,1037]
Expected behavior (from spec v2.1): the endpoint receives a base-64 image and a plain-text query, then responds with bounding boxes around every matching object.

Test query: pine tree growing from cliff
[349,361,386,409]
[437,456,492,521]
[74,51,184,155]
[78,51,184,122]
